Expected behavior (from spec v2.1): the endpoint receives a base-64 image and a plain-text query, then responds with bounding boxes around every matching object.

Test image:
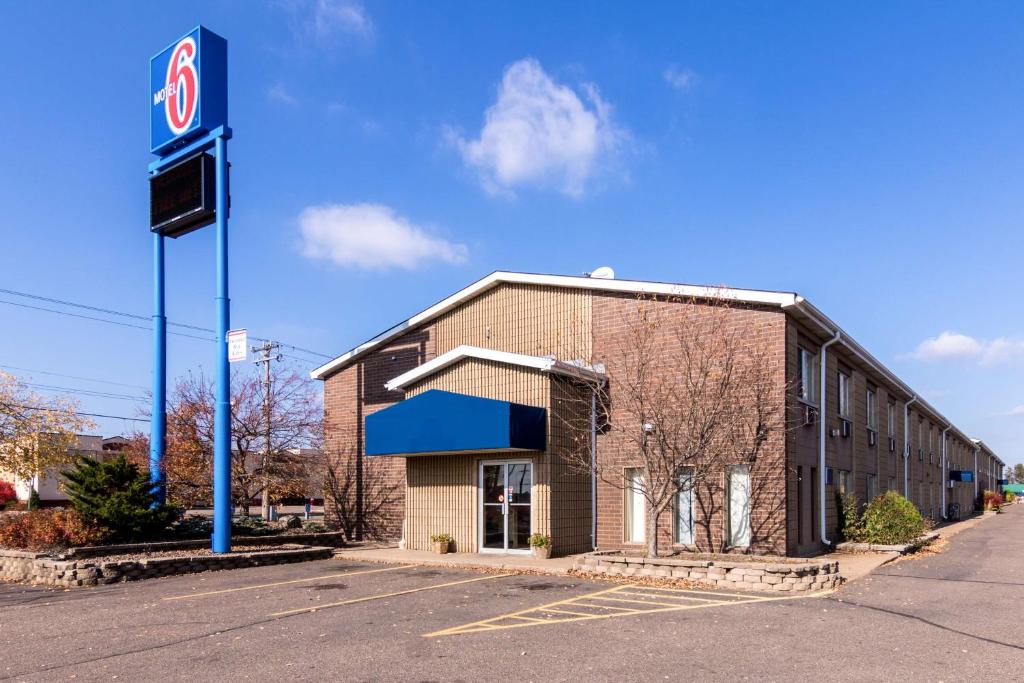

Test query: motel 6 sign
[150,27,227,156]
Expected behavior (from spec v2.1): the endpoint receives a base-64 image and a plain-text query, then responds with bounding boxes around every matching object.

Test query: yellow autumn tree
[0,370,93,509]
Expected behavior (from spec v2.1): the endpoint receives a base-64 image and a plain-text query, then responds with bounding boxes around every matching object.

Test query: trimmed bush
[1005,491,1017,504]
[838,493,865,542]
[62,455,181,542]
[983,490,1003,511]
[0,508,107,551]
[859,491,925,545]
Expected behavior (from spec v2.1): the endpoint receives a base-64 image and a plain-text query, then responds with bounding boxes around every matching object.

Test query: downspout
[591,390,598,550]
[818,330,841,547]
[973,447,979,501]
[904,395,918,498]
[940,426,951,519]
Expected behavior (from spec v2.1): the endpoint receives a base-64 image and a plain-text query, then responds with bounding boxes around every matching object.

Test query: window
[797,347,819,404]
[675,469,694,545]
[836,469,852,496]
[918,420,925,460]
[838,371,851,418]
[624,468,645,543]
[887,402,896,437]
[867,474,877,502]
[928,425,934,461]
[866,388,877,430]
[888,477,896,493]
[727,465,751,548]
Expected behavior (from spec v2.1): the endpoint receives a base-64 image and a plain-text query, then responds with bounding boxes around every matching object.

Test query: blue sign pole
[211,134,232,553]
[149,234,166,504]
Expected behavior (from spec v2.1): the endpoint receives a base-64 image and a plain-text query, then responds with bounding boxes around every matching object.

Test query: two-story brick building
[312,271,1003,557]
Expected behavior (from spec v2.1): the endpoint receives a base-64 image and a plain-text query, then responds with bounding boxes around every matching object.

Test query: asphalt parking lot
[1,506,1021,681]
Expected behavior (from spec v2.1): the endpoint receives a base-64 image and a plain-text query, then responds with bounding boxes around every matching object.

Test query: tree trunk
[645,500,660,557]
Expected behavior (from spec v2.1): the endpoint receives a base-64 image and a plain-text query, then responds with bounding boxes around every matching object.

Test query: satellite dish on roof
[589,266,615,280]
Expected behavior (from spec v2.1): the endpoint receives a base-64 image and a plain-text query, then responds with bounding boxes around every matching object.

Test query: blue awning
[949,470,974,483]
[365,389,546,457]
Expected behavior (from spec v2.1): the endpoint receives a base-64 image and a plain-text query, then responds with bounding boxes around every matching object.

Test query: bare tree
[322,426,402,541]
[129,363,322,511]
[556,293,789,557]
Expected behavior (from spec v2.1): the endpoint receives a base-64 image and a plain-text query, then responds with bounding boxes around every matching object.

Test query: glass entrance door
[479,461,532,553]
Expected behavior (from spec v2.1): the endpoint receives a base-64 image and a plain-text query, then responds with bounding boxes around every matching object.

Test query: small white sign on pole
[227,329,248,363]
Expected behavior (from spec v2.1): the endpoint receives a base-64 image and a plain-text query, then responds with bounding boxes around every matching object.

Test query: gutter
[817,330,841,547]
[904,395,918,498]
[940,425,951,519]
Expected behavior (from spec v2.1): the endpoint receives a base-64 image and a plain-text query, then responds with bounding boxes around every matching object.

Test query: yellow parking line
[588,594,704,608]
[541,607,602,618]
[270,573,511,617]
[162,564,415,601]
[613,590,719,603]
[572,602,636,612]
[635,586,753,600]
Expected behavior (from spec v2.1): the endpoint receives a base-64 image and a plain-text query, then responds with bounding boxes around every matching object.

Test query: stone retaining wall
[61,532,345,559]
[1,546,333,589]
[574,552,841,593]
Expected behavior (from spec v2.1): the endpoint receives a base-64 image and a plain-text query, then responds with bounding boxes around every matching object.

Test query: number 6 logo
[165,37,198,135]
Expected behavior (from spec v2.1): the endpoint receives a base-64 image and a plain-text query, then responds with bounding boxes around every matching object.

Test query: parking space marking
[162,564,415,601]
[270,573,512,618]
[425,584,830,637]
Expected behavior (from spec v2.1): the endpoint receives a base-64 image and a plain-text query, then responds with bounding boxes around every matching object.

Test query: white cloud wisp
[904,331,1024,366]
[299,203,467,270]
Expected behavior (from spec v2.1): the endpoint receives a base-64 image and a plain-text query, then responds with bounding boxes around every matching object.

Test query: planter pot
[433,541,450,554]
[531,545,551,560]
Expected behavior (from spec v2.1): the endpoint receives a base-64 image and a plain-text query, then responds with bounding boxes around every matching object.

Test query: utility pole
[253,341,281,520]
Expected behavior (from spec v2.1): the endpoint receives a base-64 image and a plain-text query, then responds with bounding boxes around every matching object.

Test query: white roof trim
[383,344,605,392]
[310,271,798,380]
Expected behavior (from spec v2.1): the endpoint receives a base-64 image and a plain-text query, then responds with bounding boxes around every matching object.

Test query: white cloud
[663,65,698,92]
[267,83,298,106]
[1006,405,1024,417]
[904,331,1024,366]
[311,0,373,40]
[450,58,629,198]
[298,203,467,270]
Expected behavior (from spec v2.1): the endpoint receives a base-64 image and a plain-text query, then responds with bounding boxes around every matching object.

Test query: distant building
[2,434,115,505]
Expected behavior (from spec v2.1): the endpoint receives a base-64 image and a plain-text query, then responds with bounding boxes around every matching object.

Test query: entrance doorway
[479,460,533,554]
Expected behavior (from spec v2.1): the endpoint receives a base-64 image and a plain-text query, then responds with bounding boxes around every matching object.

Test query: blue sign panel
[949,470,974,483]
[150,26,227,156]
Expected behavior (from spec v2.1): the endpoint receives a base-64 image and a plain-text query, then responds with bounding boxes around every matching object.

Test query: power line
[0,286,333,360]
[14,403,148,423]
[22,382,147,403]
[0,298,215,342]
[0,363,149,391]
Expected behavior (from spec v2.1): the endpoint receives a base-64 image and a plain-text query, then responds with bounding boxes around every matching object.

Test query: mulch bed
[87,543,309,563]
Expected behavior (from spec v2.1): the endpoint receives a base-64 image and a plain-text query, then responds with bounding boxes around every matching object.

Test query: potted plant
[431,533,453,554]
[529,533,551,559]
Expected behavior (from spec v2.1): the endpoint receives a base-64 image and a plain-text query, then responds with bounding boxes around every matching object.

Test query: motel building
[312,271,1004,558]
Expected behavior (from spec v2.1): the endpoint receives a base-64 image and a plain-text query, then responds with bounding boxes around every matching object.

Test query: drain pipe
[903,395,918,498]
[973,446,979,502]
[818,330,841,547]
[591,389,598,550]
[940,425,951,519]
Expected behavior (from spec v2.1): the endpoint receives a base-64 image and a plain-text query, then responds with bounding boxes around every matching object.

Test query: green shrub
[528,533,551,548]
[1005,491,1017,504]
[430,533,453,543]
[860,491,925,545]
[838,493,865,542]
[62,455,180,542]
[0,509,107,551]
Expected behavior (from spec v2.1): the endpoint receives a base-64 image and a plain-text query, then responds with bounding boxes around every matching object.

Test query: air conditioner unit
[802,405,817,427]
[840,419,851,438]
[888,437,897,453]
[868,430,877,447]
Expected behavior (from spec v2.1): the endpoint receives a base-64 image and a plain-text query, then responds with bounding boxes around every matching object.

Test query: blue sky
[0,1,1021,464]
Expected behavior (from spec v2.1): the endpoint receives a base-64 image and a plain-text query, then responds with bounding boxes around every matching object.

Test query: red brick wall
[590,292,789,555]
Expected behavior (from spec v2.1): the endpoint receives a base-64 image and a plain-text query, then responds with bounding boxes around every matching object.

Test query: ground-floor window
[888,477,896,494]
[836,470,852,496]
[867,474,877,502]
[675,469,694,545]
[624,468,645,544]
[726,465,751,548]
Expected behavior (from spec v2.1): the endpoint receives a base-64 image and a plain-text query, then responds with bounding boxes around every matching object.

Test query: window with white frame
[836,469,852,496]
[624,468,645,544]
[887,401,896,437]
[726,465,751,548]
[675,469,694,545]
[797,347,819,404]
[866,388,877,431]
[838,371,851,418]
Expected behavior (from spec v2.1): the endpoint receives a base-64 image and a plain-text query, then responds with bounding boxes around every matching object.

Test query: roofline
[310,271,797,380]
[309,269,1000,464]
[383,344,605,392]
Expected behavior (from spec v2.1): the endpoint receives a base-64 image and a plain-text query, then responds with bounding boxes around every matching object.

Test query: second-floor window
[797,347,818,404]
[838,371,851,418]
[866,388,877,430]
[887,402,896,437]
